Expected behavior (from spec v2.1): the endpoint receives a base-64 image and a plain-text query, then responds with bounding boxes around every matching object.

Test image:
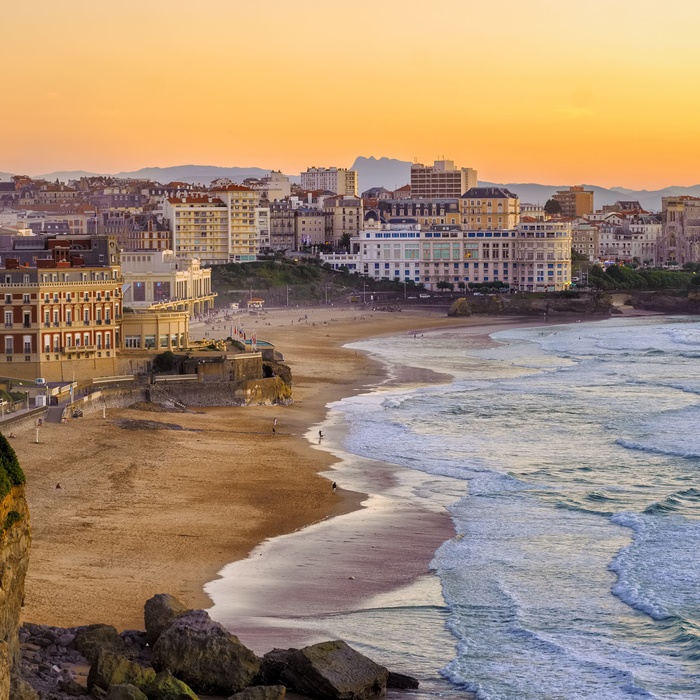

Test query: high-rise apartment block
[164,195,230,265]
[300,167,358,196]
[410,160,477,198]
[211,184,261,262]
[552,186,594,217]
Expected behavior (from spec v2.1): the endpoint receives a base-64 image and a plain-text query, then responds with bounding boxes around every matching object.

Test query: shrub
[152,350,176,373]
[0,433,25,500]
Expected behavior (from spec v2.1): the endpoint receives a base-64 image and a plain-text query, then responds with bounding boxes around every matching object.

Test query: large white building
[300,167,358,196]
[322,217,571,292]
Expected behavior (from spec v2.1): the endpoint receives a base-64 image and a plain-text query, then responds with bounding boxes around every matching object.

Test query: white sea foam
[330,317,700,698]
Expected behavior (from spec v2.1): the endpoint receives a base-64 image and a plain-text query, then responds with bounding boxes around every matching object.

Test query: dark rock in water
[259,640,389,700]
[387,671,419,690]
[87,650,156,692]
[59,677,90,695]
[229,685,287,700]
[105,684,148,700]
[75,624,128,664]
[144,594,189,646]
[152,609,260,695]
[147,669,199,699]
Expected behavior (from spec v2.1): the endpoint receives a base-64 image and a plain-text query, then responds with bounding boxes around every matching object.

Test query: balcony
[4,323,12,329]
[84,320,90,326]
[66,320,72,326]
[53,322,60,327]
[44,322,50,328]
[23,323,31,329]
[96,319,102,325]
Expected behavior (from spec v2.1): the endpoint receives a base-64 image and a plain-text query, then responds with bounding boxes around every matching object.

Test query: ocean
[210,315,700,699]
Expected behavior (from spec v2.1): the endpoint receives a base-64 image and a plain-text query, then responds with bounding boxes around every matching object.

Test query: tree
[544,199,562,215]
[338,233,352,252]
[152,350,176,373]
[436,281,454,291]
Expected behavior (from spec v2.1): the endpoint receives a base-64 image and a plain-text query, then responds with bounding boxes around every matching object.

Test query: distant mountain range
[3,159,700,212]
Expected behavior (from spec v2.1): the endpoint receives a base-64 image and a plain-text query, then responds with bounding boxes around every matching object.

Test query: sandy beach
[13,304,503,631]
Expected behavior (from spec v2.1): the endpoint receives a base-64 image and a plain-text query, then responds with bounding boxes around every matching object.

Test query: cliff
[630,289,700,313]
[0,434,30,699]
[448,292,614,317]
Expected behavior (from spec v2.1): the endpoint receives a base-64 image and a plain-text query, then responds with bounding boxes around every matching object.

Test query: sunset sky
[3,0,699,188]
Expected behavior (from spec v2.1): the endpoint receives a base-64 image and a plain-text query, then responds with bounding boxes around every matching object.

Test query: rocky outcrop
[87,650,156,693]
[147,669,198,700]
[0,431,30,700]
[151,609,261,695]
[18,595,418,699]
[105,685,148,700]
[448,292,613,317]
[630,289,700,313]
[231,685,286,700]
[258,640,389,700]
[74,624,128,664]
[144,594,189,647]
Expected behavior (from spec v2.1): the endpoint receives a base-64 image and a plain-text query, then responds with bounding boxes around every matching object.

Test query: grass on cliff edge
[0,433,25,499]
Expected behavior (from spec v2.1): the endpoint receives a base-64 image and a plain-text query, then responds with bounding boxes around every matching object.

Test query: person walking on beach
[273,417,277,427]
[318,430,324,440]
[332,481,337,493]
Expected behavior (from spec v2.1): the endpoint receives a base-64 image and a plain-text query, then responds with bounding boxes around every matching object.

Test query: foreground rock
[75,624,128,664]
[105,685,148,700]
[88,650,156,693]
[148,669,199,699]
[258,640,389,700]
[151,609,261,695]
[144,594,189,647]
[231,686,286,700]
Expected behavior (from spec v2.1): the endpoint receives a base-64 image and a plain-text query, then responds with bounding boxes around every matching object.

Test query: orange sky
[2,0,699,188]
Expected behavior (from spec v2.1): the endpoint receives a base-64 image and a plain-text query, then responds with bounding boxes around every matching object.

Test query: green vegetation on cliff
[0,433,25,499]
[211,259,421,306]
[588,265,694,291]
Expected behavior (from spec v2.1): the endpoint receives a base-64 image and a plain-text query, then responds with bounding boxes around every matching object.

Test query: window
[4,311,12,328]
[4,294,11,304]
[4,337,13,355]
[23,294,30,303]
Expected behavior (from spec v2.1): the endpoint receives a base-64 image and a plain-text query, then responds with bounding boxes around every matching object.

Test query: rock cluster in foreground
[17,594,419,699]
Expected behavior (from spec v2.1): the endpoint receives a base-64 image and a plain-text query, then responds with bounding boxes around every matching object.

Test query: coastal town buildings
[658,196,700,266]
[300,167,358,197]
[572,221,600,262]
[375,198,461,227]
[323,196,363,247]
[459,187,520,230]
[0,235,122,381]
[242,171,291,202]
[120,250,215,317]
[163,195,230,265]
[552,186,594,217]
[512,220,572,290]
[410,160,477,199]
[322,213,572,292]
[210,184,260,262]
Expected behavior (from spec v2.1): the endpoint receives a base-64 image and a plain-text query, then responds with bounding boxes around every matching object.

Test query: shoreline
[15,307,486,630]
[15,306,655,633]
